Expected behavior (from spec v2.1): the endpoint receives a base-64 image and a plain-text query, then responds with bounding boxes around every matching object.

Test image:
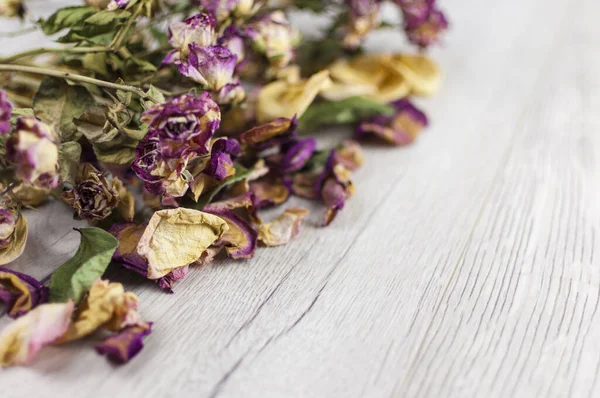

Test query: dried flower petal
[137,208,228,279]
[95,322,152,364]
[258,207,309,246]
[0,267,48,318]
[57,279,142,343]
[0,209,27,266]
[164,13,216,64]
[257,70,332,123]
[383,54,441,96]
[316,152,355,226]
[343,0,381,49]
[334,139,364,171]
[240,116,297,150]
[178,44,238,91]
[246,11,299,70]
[0,301,74,367]
[357,98,428,145]
[250,180,290,208]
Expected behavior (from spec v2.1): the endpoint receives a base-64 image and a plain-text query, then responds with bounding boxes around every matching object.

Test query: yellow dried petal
[137,208,229,279]
[0,301,74,367]
[0,214,27,266]
[257,70,332,123]
[385,54,441,97]
[57,279,141,343]
[258,207,309,246]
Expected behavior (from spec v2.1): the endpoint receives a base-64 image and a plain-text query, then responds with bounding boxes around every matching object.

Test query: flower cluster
[0,0,449,369]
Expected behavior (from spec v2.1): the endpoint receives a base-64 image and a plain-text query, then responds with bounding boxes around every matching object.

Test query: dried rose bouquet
[0,0,447,366]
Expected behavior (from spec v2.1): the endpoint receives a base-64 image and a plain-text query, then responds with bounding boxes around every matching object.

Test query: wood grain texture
[1,0,599,397]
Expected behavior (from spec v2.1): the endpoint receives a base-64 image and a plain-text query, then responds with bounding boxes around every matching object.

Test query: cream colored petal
[0,301,74,367]
[0,215,27,265]
[385,54,441,97]
[258,207,309,247]
[137,208,229,279]
[257,70,332,123]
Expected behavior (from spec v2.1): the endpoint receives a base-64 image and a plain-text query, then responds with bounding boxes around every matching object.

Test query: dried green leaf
[49,228,118,304]
[9,108,34,124]
[57,10,131,45]
[298,96,394,132]
[33,77,95,142]
[38,6,95,35]
[58,142,82,184]
[82,52,109,75]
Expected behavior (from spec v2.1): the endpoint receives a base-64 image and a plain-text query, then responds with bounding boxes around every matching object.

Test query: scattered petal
[0,267,48,318]
[95,322,153,364]
[258,207,309,246]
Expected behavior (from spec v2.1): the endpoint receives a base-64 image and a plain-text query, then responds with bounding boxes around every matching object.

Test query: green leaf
[143,85,165,109]
[57,142,82,184]
[84,10,131,25]
[82,52,109,75]
[298,97,394,132]
[10,108,34,124]
[33,77,95,142]
[49,227,118,303]
[38,6,95,35]
[94,147,137,164]
[195,164,253,209]
[57,10,131,45]
[124,56,157,79]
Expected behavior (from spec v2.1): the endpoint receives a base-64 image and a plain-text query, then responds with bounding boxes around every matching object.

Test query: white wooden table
[2,0,600,397]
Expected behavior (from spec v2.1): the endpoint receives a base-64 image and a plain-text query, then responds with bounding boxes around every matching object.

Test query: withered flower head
[61,163,120,221]
[164,13,217,64]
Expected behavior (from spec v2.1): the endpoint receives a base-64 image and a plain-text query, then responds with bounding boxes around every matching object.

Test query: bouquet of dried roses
[0,0,447,366]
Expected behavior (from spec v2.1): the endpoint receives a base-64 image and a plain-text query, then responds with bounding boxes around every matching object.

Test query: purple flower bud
[395,0,448,47]
[177,44,238,91]
[0,90,13,135]
[204,138,241,181]
[6,117,59,189]
[246,11,299,69]
[141,92,221,158]
[0,266,49,318]
[214,80,246,105]
[61,163,120,221]
[357,98,428,145]
[164,13,217,65]
[343,0,381,48]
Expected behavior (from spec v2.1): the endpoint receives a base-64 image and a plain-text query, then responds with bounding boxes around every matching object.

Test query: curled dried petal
[95,323,152,364]
[258,207,309,246]
[0,267,48,318]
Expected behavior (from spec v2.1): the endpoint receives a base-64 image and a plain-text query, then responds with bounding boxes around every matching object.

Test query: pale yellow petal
[0,215,27,266]
[385,54,441,97]
[258,207,309,246]
[137,208,229,279]
[0,301,74,367]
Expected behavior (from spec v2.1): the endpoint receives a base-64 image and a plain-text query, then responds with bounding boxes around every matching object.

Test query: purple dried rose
[177,44,237,91]
[357,98,428,145]
[141,92,221,158]
[61,163,120,221]
[0,266,49,318]
[163,13,217,65]
[0,90,12,135]
[197,0,262,22]
[343,0,381,49]
[315,152,355,226]
[395,0,448,47]
[95,322,153,364]
[203,138,241,181]
[246,11,299,69]
[131,130,193,198]
[5,117,59,189]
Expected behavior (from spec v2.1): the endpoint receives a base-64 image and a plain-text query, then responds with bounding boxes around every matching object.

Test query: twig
[0,64,149,98]
[0,46,111,64]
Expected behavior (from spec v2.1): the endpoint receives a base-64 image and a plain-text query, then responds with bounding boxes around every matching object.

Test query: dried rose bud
[357,98,428,145]
[198,0,263,22]
[6,117,59,189]
[0,0,24,18]
[214,81,246,105]
[141,92,221,158]
[0,207,27,265]
[246,11,300,70]
[177,44,238,91]
[163,13,217,65]
[61,164,120,221]
[343,0,381,49]
[0,90,13,135]
[131,131,192,197]
[395,0,448,47]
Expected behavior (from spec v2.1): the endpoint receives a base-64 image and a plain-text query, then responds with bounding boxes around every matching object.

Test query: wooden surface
[1,0,600,397]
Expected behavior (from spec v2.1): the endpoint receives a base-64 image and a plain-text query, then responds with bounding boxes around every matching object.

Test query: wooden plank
[1,0,597,397]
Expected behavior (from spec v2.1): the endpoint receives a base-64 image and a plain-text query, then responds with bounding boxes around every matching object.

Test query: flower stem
[0,64,149,98]
[0,46,110,64]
